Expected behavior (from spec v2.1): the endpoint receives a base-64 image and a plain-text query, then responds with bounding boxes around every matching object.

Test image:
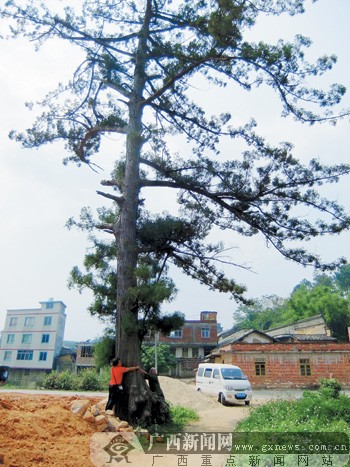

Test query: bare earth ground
[0,378,295,467]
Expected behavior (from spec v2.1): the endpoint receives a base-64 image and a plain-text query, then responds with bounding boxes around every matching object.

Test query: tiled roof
[275,334,336,342]
[218,329,277,347]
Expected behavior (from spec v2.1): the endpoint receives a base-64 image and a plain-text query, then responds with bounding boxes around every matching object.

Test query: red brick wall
[217,343,350,388]
[159,321,218,345]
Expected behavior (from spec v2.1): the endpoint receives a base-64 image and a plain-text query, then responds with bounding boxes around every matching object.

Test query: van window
[197,368,204,377]
[204,368,212,378]
[213,369,220,379]
[221,368,245,380]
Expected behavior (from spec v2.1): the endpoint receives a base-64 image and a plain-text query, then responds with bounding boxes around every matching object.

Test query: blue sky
[0,0,349,340]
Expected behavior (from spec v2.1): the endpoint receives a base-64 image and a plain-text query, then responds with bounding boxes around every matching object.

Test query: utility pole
[154,331,159,373]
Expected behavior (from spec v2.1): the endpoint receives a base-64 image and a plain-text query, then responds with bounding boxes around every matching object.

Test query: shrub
[77,369,101,391]
[42,370,77,390]
[319,377,342,398]
[99,366,111,389]
[56,370,77,390]
[42,371,61,389]
[236,387,350,436]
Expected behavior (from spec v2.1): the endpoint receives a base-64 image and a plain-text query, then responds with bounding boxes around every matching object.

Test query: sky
[0,0,349,341]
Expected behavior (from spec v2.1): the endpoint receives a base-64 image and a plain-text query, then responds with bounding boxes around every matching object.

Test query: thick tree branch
[96,190,124,206]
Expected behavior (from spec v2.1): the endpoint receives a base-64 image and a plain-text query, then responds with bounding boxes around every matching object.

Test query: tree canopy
[233,265,350,341]
[1,0,350,426]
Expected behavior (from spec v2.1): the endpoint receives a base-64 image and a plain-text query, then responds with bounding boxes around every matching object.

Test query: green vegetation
[93,332,115,370]
[3,0,350,427]
[42,369,103,391]
[319,377,342,399]
[169,404,199,430]
[141,344,177,374]
[153,403,200,434]
[233,265,350,341]
[236,379,350,436]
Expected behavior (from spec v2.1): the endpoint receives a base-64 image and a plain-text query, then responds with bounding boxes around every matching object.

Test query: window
[169,330,182,338]
[197,368,204,377]
[204,368,212,378]
[4,351,12,361]
[39,352,48,361]
[9,317,17,327]
[17,350,33,361]
[46,302,54,309]
[213,369,220,379]
[22,334,32,344]
[44,316,52,326]
[6,334,15,344]
[80,346,94,358]
[300,358,311,376]
[192,348,199,358]
[201,327,210,338]
[221,368,245,380]
[182,347,189,358]
[41,334,50,344]
[255,361,266,376]
[24,317,35,327]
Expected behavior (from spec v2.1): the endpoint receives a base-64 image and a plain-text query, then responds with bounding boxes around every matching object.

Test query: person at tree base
[140,367,165,398]
[105,357,139,413]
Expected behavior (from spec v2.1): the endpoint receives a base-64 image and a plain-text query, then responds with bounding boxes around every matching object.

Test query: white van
[195,363,253,406]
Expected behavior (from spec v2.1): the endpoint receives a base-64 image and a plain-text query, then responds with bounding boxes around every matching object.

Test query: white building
[0,300,66,383]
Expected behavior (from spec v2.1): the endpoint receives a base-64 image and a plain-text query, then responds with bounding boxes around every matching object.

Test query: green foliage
[42,369,107,391]
[234,295,289,331]
[141,343,177,374]
[93,332,115,369]
[2,1,349,305]
[76,369,102,391]
[333,264,350,294]
[2,0,350,424]
[287,280,350,341]
[42,370,77,390]
[98,366,112,389]
[233,265,350,341]
[236,387,350,435]
[167,404,199,431]
[319,377,342,399]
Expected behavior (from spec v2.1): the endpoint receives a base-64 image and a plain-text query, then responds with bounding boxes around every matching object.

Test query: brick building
[145,311,221,377]
[213,315,350,388]
[215,341,350,388]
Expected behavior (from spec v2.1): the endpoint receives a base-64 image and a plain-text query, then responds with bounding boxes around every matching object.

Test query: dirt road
[158,377,304,432]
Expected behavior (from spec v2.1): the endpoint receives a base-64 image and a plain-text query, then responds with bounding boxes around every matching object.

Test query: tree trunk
[114,0,171,428]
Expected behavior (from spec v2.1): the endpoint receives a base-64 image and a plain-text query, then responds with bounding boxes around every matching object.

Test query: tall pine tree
[1,0,350,425]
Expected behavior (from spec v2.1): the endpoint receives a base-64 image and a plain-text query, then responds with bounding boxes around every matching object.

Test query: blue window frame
[17,350,33,361]
[41,334,50,343]
[39,352,48,361]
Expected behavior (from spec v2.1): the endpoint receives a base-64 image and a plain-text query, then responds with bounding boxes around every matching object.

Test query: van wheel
[245,401,250,406]
[219,393,227,406]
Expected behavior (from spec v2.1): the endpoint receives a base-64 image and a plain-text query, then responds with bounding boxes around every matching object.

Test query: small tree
[141,343,177,374]
[93,330,115,370]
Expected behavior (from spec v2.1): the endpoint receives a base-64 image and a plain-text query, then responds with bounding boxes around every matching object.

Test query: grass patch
[236,390,350,435]
[235,383,350,466]
[149,403,199,434]
[169,404,199,431]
